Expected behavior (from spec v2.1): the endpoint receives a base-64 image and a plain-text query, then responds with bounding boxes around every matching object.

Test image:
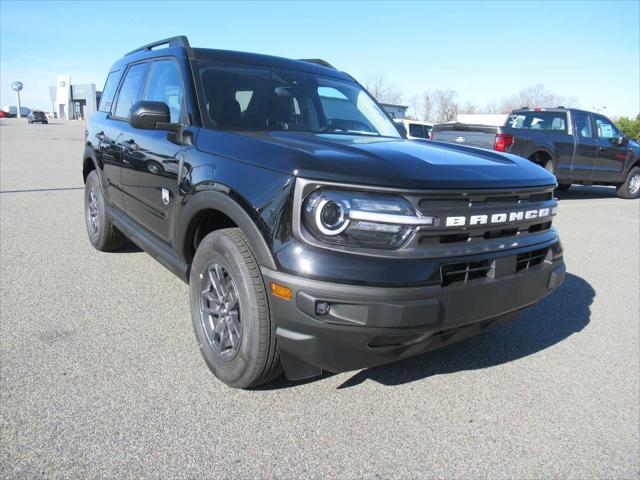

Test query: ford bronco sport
[83,36,566,388]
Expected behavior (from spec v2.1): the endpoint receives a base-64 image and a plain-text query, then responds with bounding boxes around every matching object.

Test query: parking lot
[1,119,638,478]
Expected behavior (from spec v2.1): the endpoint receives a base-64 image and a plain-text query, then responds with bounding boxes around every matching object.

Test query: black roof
[112,35,351,81]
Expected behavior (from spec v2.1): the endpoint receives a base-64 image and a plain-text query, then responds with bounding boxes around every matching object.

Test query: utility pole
[11,81,23,118]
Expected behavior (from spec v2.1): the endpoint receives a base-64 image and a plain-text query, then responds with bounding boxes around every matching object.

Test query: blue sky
[1,0,638,117]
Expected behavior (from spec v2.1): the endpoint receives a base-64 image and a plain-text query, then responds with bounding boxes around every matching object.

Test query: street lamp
[11,81,23,118]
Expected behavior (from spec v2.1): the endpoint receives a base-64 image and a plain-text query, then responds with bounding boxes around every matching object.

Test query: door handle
[598,146,608,151]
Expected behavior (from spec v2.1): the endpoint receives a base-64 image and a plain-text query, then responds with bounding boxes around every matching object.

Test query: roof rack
[125,36,191,56]
[298,58,336,70]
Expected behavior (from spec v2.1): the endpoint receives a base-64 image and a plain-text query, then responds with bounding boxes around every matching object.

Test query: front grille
[516,248,548,272]
[410,187,557,250]
[440,259,492,287]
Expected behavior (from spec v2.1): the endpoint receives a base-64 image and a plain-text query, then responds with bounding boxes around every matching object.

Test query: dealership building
[49,75,100,120]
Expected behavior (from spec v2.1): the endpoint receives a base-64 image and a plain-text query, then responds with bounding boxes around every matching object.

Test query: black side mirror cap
[621,135,629,146]
[129,101,170,130]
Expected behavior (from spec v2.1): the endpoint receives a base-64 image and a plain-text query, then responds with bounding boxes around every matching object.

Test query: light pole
[11,81,23,118]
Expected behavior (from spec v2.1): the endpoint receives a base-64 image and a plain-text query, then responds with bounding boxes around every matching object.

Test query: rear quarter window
[99,70,122,113]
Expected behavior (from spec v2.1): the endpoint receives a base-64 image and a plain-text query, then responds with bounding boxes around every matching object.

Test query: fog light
[315,301,330,316]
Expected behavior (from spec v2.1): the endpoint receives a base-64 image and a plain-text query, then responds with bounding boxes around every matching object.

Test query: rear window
[99,70,122,113]
[506,112,567,132]
[409,123,425,138]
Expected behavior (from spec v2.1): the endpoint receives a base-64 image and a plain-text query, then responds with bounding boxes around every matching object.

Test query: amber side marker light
[270,282,293,301]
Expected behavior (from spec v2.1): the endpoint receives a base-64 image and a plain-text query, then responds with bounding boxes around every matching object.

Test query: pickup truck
[431,108,640,199]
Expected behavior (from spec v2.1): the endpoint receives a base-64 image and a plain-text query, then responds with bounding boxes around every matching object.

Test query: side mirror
[395,122,407,137]
[129,101,170,130]
[620,135,629,146]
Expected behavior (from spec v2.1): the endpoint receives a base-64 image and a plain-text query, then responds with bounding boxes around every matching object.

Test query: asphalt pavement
[1,119,638,479]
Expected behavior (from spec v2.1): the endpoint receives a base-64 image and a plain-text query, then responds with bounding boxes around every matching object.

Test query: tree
[409,92,433,121]
[498,84,576,113]
[431,89,459,123]
[364,73,404,105]
[615,115,640,141]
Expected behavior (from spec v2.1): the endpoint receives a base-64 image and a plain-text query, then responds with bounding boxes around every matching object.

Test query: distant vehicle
[431,107,640,199]
[0,110,16,118]
[28,110,48,124]
[46,112,57,120]
[395,119,433,139]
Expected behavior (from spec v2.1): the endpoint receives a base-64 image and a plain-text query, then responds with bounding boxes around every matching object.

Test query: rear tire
[617,166,640,199]
[84,170,126,251]
[543,160,571,192]
[189,228,282,388]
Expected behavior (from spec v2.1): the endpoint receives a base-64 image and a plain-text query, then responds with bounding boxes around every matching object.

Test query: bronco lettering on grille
[445,207,557,228]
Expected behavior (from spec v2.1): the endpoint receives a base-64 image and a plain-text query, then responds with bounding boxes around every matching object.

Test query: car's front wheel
[189,228,281,388]
[617,166,640,199]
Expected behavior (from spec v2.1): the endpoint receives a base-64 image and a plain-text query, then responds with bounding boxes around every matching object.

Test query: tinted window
[144,60,184,123]
[197,63,400,137]
[506,112,567,132]
[595,116,619,141]
[574,112,593,139]
[99,70,121,113]
[114,63,149,119]
[409,123,425,138]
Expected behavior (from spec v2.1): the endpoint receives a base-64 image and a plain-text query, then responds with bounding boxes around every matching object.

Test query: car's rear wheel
[84,170,126,251]
[189,228,281,388]
[617,166,640,199]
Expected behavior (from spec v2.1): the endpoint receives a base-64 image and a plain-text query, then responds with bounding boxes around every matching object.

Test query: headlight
[302,190,434,249]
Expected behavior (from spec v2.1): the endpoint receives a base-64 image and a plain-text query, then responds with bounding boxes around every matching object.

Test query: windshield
[196,62,401,138]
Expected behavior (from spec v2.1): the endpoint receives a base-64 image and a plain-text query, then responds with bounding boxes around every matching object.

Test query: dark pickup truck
[431,108,640,199]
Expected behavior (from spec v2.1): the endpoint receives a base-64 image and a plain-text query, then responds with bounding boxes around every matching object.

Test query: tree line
[364,74,579,123]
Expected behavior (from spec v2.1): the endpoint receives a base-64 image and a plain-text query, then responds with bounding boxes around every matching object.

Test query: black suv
[83,37,565,388]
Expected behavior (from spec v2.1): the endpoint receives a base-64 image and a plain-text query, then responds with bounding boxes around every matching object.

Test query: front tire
[617,166,640,199]
[189,228,281,388]
[84,171,125,251]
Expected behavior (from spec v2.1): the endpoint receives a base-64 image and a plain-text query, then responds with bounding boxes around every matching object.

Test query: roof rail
[125,36,191,56]
[299,58,336,70]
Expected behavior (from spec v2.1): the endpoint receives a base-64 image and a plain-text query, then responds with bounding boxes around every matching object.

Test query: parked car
[27,110,48,124]
[0,110,16,118]
[83,36,565,388]
[431,108,640,199]
[395,119,433,139]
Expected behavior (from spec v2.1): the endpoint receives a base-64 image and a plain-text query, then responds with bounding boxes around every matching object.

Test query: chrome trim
[349,210,434,225]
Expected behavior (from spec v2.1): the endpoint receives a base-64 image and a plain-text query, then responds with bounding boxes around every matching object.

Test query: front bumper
[262,246,565,380]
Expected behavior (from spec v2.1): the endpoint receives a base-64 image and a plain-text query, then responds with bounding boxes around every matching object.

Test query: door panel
[594,115,628,182]
[570,112,598,181]
[120,125,182,243]
[96,122,125,208]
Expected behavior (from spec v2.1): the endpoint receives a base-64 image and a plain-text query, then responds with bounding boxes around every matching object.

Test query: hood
[196,130,556,190]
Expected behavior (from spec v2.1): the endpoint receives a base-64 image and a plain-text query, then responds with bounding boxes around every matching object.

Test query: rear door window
[99,70,122,113]
[113,62,149,119]
[574,112,593,139]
